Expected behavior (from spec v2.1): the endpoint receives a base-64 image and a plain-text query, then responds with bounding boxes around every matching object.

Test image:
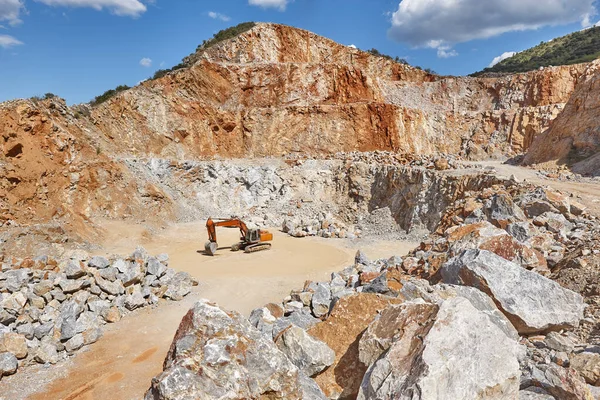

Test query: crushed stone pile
[0,247,196,381]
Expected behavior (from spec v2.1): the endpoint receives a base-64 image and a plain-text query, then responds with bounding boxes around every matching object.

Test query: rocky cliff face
[83,23,587,160]
[524,61,600,175]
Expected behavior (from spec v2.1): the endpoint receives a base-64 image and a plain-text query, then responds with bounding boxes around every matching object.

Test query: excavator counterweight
[204,217,273,256]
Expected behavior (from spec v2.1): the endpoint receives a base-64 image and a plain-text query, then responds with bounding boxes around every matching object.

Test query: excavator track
[244,243,272,253]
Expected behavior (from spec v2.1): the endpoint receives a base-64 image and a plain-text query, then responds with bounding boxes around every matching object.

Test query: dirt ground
[1,223,417,400]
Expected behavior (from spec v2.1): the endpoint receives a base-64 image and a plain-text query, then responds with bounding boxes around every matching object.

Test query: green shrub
[473,26,600,75]
[198,22,256,51]
[90,85,131,106]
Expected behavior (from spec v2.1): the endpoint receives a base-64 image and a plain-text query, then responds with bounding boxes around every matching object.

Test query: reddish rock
[308,293,403,399]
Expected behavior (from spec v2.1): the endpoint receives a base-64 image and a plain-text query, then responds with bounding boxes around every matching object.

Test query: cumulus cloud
[208,11,230,22]
[437,45,458,58]
[34,0,147,17]
[248,0,288,11]
[0,0,24,26]
[139,57,152,67]
[0,34,22,47]
[489,51,517,67]
[389,0,596,55]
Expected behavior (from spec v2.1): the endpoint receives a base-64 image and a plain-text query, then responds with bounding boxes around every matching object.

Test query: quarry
[1,22,600,399]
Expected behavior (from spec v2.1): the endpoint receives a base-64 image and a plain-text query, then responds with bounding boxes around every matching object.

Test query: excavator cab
[204,217,273,256]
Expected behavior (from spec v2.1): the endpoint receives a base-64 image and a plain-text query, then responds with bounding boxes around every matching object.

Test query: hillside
[475,26,600,75]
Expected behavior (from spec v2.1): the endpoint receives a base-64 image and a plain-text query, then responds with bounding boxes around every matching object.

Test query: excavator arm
[206,217,248,244]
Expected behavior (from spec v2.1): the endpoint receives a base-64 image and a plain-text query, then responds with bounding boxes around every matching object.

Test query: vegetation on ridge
[197,22,257,51]
[90,85,131,106]
[473,26,600,75]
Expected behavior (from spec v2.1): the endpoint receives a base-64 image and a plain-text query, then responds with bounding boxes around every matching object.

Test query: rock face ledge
[441,249,585,334]
[145,299,326,400]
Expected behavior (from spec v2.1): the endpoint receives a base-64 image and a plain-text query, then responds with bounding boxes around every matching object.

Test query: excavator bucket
[205,241,218,256]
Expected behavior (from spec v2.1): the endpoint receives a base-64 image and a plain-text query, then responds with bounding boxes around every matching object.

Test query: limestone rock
[0,352,18,377]
[35,341,59,364]
[145,300,325,399]
[441,249,585,334]
[88,256,110,269]
[0,333,27,359]
[308,293,403,399]
[275,325,335,377]
[358,296,522,400]
[311,283,332,318]
[571,352,600,386]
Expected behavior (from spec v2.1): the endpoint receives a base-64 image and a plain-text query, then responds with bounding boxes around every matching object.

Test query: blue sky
[0,0,598,104]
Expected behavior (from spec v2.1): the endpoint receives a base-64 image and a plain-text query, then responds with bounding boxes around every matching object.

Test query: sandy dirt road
[2,222,416,400]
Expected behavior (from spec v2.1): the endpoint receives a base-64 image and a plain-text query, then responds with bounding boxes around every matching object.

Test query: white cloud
[139,57,152,67]
[348,44,357,49]
[0,0,24,26]
[34,0,147,17]
[389,0,596,55]
[489,51,517,67]
[437,45,458,58]
[0,34,23,48]
[208,11,230,22]
[248,0,288,11]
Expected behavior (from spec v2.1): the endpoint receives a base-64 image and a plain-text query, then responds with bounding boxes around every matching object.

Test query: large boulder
[446,221,548,273]
[145,300,325,400]
[275,325,335,377]
[441,249,585,334]
[358,296,522,399]
[307,293,403,399]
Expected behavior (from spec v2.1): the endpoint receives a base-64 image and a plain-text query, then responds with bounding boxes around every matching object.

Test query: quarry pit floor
[1,224,417,400]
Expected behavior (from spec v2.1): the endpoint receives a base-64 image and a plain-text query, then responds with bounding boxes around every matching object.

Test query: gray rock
[35,341,59,364]
[0,352,18,377]
[98,267,118,282]
[282,219,295,233]
[58,278,87,294]
[64,260,86,279]
[145,300,325,399]
[248,307,276,338]
[88,256,110,269]
[32,280,54,297]
[273,308,320,339]
[1,292,27,313]
[355,250,370,265]
[34,322,54,340]
[524,201,558,218]
[16,323,34,340]
[441,249,585,334]
[118,262,143,287]
[487,194,526,226]
[526,364,593,400]
[146,258,167,278]
[544,332,576,353]
[163,272,193,301]
[519,387,555,399]
[275,325,335,377]
[95,275,125,296]
[57,300,83,341]
[311,283,331,318]
[362,273,390,295]
[358,296,522,400]
[65,334,84,353]
[4,269,30,293]
[125,286,146,311]
[506,222,536,243]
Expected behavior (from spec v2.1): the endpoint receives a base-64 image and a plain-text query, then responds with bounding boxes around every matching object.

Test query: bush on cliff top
[90,85,131,106]
[197,22,257,51]
[473,26,600,76]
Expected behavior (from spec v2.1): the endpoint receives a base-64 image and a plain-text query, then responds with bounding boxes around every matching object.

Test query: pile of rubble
[0,248,196,381]
[285,151,462,171]
[146,180,600,399]
[282,216,361,239]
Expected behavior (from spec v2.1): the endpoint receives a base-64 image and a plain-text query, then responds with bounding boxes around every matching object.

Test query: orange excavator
[204,217,273,256]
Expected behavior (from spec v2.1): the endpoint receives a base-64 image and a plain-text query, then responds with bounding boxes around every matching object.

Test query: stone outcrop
[524,61,600,174]
[145,299,326,400]
[441,249,585,334]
